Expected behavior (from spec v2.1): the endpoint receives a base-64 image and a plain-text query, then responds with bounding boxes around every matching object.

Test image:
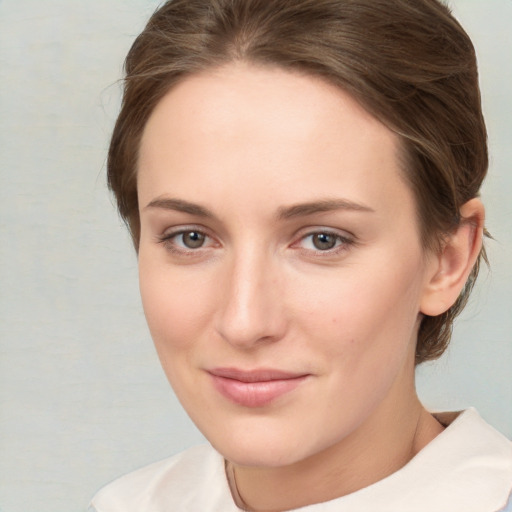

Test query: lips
[208,368,309,407]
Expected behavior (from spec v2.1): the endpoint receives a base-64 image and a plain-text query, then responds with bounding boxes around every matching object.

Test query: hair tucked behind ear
[108,0,488,364]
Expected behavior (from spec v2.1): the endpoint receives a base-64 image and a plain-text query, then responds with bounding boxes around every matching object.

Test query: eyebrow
[277,199,375,220]
[144,197,374,220]
[144,197,215,218]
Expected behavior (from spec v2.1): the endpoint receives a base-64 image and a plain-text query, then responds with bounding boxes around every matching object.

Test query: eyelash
[156,227,215,255]
[292,230,355,257]
[156,227,355,257]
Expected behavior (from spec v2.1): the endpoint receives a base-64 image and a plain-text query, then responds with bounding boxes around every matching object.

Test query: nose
[215,248,287,349]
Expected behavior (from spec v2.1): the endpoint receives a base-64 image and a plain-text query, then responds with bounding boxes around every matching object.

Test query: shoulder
[89,444,238,512]
[448,409,512,512]
[322,408,512,512]
[392,408,512,512]
[433,408,512,470]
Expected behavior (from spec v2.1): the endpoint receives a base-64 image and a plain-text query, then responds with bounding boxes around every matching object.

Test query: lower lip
[210,374,308,408]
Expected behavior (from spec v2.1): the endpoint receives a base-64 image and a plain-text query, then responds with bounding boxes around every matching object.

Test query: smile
[208,368,309,408]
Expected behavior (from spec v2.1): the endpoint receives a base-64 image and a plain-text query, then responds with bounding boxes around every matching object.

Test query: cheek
[290,253,425,364]
[138,256,213,353]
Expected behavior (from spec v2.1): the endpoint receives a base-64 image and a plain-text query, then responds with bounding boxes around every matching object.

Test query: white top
[90,409,512,512]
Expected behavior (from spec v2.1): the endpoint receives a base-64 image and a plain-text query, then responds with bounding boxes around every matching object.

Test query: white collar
[288,408,512,512]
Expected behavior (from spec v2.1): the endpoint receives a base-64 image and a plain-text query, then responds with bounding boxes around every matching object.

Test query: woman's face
[137,63,437,467]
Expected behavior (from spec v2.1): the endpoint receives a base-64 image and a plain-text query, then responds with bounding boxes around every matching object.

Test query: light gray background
[0,1,510,511]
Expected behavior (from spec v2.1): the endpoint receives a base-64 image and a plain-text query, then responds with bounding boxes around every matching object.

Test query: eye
[295,230,353,253]
[178,230,206,249]
[157,227,215,253]
[310,232,339,251]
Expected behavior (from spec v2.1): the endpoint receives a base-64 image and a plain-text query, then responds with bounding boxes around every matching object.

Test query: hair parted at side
[108,0,488,364]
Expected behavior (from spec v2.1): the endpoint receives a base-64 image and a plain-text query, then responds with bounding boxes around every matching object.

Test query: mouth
[207,367,310,408]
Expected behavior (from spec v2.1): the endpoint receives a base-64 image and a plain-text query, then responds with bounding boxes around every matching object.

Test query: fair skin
[136,63,484,511]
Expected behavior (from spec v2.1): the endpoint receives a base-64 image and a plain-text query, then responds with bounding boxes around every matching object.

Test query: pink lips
[208,368,309,408]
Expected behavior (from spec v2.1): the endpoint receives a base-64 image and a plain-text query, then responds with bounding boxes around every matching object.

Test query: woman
[90,0,512,510]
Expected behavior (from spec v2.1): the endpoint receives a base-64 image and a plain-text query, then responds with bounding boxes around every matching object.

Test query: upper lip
[208,367,308,383]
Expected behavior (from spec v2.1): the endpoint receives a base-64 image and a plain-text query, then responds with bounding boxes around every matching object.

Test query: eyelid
[156,225,220,252]
[155,224,355,256]
[291,227,356,254]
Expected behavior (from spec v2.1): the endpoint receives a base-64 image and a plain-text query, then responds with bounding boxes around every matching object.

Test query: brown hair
[108,0,488,364]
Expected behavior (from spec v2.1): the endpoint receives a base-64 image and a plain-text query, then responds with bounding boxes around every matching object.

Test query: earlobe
[420,198,485,317]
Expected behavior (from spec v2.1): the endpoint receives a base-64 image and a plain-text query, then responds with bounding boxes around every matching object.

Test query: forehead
[138,63,413,222]
[140,63,395,158]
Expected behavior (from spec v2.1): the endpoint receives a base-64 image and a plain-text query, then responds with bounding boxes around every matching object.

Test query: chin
[201,414,340,469]
[215,437,309,468]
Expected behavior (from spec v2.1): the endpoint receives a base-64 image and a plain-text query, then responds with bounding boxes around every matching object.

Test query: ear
[420,198,485,316]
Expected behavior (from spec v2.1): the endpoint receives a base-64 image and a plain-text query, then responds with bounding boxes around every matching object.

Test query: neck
[229,385,444,511]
